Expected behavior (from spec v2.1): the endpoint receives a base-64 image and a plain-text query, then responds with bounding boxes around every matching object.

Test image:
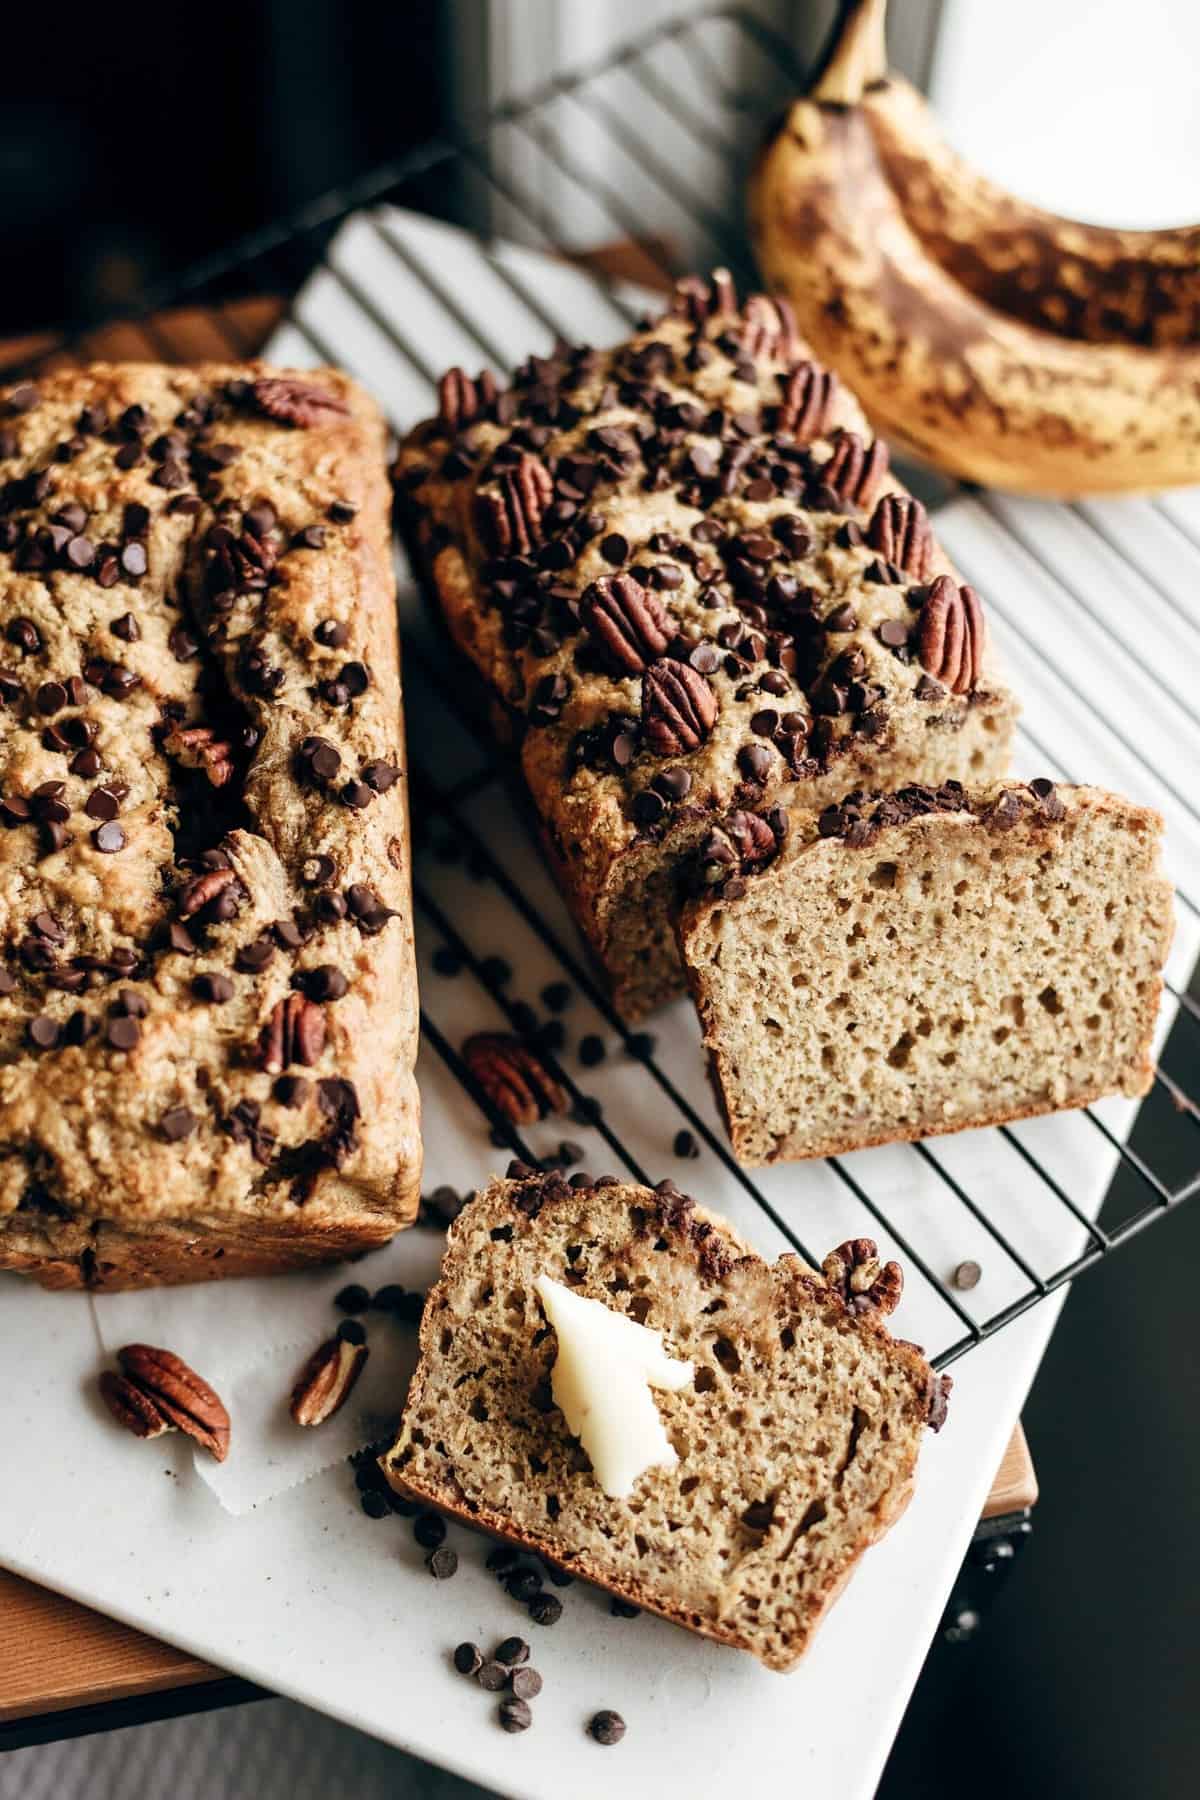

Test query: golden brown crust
[0,362,421,1289]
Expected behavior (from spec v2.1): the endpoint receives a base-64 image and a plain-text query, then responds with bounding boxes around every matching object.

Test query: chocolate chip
[106,1015,139,1051]
[738,743,772,783]
[168,624,199,662]
[952,1260,982,1291]
[498,1699,532,1733]
[327,499,357,523]
[27,1015,61,1050]
[427,1546,458,1580]
[235,937,275,974]
[673,1130,700,1160]
[341,780,372,810]
[454,1643,482,1677]
[589,1710,626,1745]
[301,854,337,887]
[292,525,326,551]
[610,1599,640,1618]
[413,1511,446,1549]
[361,759,398,792]
[273,1074,310,1108]
[192,973,234,1004]
[506,1568,542,1603]
[301,964,348,1002]
[335,1283,370,1314]
[6,617,41,655]
[877,618,909,648]
[477,1661,509,1693]
[579,1035,606,1067]
[120,541,147,578]
[161,1106,197,1142]
[360,1490,390,1520]
[528,1592,562,1626]
[495,1636,530,1666]
[314,618,350,649]
[92,821,126,854]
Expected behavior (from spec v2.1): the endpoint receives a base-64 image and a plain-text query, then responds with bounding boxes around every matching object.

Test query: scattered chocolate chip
[454,1643,482,1677]
[610,1599,640,1618]
[336,1318,367,1346]
[413,1511,446,1549]
[495,1636,529,1666]
[335,1283,371,1314]
[952,1260,982,1291]
[477,1660,509,1693]
[498,1699,532,1733]
[510,1666,543,1701]
[506,1567,542,1603]
[427,1546,458,1580]
[674,1129,700,1160]
[528,1592,562,1626]
[360,1490,390,1520]
[589,1709,627,1745]
[579,1035,605,1067]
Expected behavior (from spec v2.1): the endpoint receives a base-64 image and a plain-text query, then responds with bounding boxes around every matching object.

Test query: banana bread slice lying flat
[383,1169,949,1671]
[677,780,1175,1164]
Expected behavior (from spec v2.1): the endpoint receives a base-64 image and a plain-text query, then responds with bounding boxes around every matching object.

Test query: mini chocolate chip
[427,1547,458,1579]
[589,1710,627,1745]
[161,1106,196,1142]
[454,1643,482,1677]
[335,1283,370,1314]
[528,1592,562,1626]
[498,1699,532,1733]
[413,1511,446,1549]
[192,973,235,1004]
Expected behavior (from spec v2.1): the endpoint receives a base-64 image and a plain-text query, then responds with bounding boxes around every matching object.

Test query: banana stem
[810,0,889,104]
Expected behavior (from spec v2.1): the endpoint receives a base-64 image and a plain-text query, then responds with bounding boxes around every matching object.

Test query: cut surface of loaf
[383,1169,949,1671]
[678,780,1175,1164]
[0,363,421,1289]
[396,273,1018,1018]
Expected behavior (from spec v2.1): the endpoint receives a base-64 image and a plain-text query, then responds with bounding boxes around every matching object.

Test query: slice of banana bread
[396,273,1018,1018]
[677,780,1175,1164]
[383,1169,949,1671]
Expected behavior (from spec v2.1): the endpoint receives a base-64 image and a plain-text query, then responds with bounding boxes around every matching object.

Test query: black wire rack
[9,5,1199,1371]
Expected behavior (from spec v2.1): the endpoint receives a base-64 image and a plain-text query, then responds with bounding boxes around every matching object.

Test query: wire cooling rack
[10,5,1199,1372]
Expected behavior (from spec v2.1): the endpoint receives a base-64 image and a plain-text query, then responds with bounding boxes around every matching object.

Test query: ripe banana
[749,0,1200,496]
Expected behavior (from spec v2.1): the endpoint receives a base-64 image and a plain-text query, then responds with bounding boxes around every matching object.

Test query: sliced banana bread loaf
[677,780,1174,1164]
[383,1169,950,1671]
[396,274,1017,1017]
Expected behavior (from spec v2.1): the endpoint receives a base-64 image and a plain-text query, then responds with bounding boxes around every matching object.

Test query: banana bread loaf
[396,273,1018,1017]
[384,1168,950,1671]
[0,362,421,1290]
[677,780,1174,1163]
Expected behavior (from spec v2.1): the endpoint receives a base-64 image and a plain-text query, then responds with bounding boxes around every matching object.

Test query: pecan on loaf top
[0,364,416,1229]
[396,274,1012,899]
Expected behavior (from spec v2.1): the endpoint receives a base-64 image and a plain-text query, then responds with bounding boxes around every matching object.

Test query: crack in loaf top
[396,272,1012,887]
[0,362,414,1227]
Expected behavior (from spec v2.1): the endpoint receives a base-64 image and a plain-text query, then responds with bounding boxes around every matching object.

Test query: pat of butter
[534,1274,694,1499]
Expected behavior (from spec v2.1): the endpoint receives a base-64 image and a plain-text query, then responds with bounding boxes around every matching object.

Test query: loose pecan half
[641,657,718,756]
[672,267,737,324]
[112,1344,231,1461]
[258,993,326,1074]
[926,1371,953,1433]
[821,1238,904,1317]
[776,361,838,444]
[581,575,671,676]
[98,1370,173,1441]
[290,1335,369,1427]
[821,431,890,508]
[165,724,236,788]
[437,366,498,430]
[867,495,934,580]
[914,575,986,694]
[476,452,554,556]
[740,293,802,363]
[462,1033,567,1127]
[253,377,349,428]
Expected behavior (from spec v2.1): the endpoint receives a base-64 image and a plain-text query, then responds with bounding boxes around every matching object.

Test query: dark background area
[3,2,1198,1793]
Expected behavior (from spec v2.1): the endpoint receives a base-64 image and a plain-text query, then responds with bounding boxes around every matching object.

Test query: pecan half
[462,1033,567,1127]
[582,575,671,675]
[821,431,890,508]
[867,495,934,580]
[258,993,326,1074]
[641,657,718,756]
[476,452,554,556]
[253,377,349,428]
[165,724,236,788]
[776,361,838,443]
[437,366,498,430]
[926,1370,953,1433]
[290,1335,369,1427]
[177,866,237,918]
[99,1369,173,1440]
[740,293,802,363]
[821,1238,904,1317]
[914,575,986,694]
[697,808,781,889]
[672,267,737,324]
[114,1344,231,1461]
